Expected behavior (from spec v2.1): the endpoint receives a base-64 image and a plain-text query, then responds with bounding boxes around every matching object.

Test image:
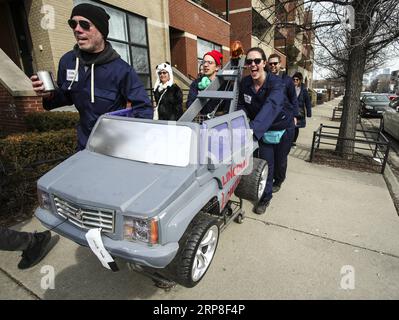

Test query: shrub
[24,111,79,132]
[0,129,77,221]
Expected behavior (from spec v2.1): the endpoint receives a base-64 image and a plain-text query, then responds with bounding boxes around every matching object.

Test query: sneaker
[18,231,51,270]
[272,184,281,193]
[253,199,270,215]
[291,142,297,148]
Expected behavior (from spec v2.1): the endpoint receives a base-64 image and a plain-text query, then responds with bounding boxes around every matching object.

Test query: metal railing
[310,124,391,174]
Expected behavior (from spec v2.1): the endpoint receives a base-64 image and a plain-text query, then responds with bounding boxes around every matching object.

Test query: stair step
[197,91,235,100]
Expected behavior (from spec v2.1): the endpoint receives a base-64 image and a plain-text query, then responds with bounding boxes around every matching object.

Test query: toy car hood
[37,150,197,217]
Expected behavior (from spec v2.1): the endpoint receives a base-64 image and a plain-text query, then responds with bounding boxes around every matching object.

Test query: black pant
[274,127,295,185]
[0,227,32,251]
[259,130,292,202]
[294,127,299,143]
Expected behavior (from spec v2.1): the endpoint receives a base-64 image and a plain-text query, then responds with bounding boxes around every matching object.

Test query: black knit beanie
[70,3,110,39]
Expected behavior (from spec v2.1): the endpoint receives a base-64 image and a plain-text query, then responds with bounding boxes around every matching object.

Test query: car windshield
[364,95,390,103]
[88,118,194,167]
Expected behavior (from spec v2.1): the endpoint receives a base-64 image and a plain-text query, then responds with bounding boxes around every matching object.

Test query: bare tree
[257,0,399,157]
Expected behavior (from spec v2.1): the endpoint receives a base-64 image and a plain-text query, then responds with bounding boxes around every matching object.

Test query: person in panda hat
[153,62,183,120]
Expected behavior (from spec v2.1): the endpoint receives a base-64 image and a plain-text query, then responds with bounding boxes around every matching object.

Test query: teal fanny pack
[262,129,286,144]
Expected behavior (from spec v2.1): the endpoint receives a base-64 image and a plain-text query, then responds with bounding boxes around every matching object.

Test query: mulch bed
[312,149,382,174]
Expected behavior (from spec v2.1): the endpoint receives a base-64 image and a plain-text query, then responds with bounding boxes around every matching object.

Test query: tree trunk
[336,0,369,158]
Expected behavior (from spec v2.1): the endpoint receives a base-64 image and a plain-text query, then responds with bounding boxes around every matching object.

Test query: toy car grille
[53,196,115,233]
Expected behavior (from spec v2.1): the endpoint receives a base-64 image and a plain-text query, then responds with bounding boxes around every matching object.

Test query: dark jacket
[154,84,183,120]
[186,76,228,115]
[296,84,312,128]
[237,73,294,140]
[281,73,299,118]
[43,42,153,150]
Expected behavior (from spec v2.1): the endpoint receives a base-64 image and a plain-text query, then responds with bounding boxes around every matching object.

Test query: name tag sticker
[244,94,252,104]
[67,69,78,82]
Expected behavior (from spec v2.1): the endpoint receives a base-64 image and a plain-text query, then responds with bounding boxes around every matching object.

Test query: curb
[383,163,399,214]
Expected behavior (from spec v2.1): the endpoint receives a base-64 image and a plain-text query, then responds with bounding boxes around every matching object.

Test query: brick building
[206,0,314,87]
[169,0,230,80]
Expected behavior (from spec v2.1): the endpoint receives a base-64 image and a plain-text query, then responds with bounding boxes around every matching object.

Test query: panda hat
[154,62,174,92]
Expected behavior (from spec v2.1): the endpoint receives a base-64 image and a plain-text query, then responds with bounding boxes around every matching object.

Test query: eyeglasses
[202,60,215,65]
[245,58,263,65]
[68,19,91,31]
[269,62,279,66]
[293,78,300,81]
[158,71,168,75]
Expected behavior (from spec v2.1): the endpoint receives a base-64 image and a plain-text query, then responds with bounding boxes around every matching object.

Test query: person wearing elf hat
[153,62,183,120]
[186,49,227,115]
[31,3,153,150]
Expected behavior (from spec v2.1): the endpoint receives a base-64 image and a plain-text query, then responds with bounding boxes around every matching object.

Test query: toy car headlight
[37,189,52,211]
[124,217,158,245]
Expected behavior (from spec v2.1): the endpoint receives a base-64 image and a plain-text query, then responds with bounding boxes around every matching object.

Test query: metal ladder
[178,57,245,123]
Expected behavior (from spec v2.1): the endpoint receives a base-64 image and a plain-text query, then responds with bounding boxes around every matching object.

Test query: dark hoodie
[73,41,120,66]
[43,41,153,150]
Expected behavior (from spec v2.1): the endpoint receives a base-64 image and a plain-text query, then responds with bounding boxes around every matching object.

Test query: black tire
[166,213,219,288]
[234,157,268,202]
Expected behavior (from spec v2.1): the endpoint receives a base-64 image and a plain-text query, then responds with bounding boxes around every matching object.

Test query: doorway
[0,0,34,76]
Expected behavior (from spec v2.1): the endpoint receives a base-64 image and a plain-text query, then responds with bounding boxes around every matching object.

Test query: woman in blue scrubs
[238,47,293,214]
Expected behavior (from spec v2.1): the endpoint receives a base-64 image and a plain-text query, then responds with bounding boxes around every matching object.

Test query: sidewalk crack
[0,268,41,300]
[247,217,399,259]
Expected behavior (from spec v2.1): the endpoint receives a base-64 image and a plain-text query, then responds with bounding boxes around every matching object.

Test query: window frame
[197,37,222,70]
[73,0,152,88]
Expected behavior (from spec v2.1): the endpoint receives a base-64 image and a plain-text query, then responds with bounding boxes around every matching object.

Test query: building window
[197,38,222,69]
[73,0,151,88]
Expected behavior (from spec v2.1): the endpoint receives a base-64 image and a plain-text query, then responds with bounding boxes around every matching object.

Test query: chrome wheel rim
[191,225,219,282]
[258,165,268,199]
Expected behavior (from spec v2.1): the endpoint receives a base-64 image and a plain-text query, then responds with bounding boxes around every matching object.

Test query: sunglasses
[202,60,215,65]
[245,58,263,65]
[293,78,300,81]
[158,71,168,75]
[68,19,91,31]
[269,62,279,66]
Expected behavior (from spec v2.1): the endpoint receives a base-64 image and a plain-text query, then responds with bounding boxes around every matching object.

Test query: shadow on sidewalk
[43,246,162,300]
[289,145,311,162]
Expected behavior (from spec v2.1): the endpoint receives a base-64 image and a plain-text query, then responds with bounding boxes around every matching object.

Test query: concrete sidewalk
[1,98,399,299]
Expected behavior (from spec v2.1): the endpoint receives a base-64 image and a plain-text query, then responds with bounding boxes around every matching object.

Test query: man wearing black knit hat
[31,3,153,150]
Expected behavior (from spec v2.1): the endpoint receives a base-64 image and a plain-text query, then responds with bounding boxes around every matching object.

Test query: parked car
[360,91,372,100]
[381,97,399,141]
[359,94,390,117]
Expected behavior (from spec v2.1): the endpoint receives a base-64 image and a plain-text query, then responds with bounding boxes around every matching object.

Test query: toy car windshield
[87,117,194,167]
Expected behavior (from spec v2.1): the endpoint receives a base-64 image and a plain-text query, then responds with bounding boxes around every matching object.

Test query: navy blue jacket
[296,84,312,128]
[43,50,153,150]
[281,73,299,118]
[237,73,294,140]
[297,84,312,117]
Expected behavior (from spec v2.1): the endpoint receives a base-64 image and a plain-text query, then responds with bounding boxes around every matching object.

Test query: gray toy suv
[35,60,268,288]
